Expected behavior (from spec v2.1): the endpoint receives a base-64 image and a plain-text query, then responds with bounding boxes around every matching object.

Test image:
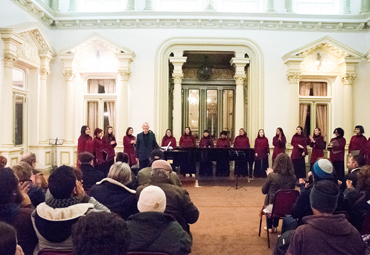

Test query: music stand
[48,138,64,170]
[228,150,247,191]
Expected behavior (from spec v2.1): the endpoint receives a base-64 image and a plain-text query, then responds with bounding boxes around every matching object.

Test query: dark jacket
[286,214,364,255]
[0,204,38,255]
[79,163,105,190]
[89,178,138,220]
[262,172,296,205]
[28,184,45,207]
[136,131,160,160]
[136,176,199,232]
[127,212,192,255]
[346,189,370,231]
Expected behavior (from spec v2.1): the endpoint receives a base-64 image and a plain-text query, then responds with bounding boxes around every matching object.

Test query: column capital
[285,0,293,13]
[63,70,75,81]
[341,72,356,85]
[40,68,50,80]
[172,73,184,84]
[3,53,18,68]
[265,0,275,12]
[287,71,301,84]
[118,69,131,81]
[234,74,246,85]
[126,0,135,10]
[360,0,370,14]
[144,0,153,10]
[341,0,351,14]
[169,56,187,66]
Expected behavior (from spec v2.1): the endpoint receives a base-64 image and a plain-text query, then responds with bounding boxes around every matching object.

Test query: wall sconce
[315,53,322,71]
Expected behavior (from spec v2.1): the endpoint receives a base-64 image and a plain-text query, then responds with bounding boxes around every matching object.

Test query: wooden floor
[183,177,278,255]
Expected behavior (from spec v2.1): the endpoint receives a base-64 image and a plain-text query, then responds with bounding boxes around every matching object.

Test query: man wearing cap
[135,122,160,170]
[78,152,104,190]
[136,160,199,233]
[127,185,191,254]
[286,180,364,255]
[137,149,182,187]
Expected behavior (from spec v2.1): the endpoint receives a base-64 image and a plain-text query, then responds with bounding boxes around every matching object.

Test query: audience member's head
[72,211,130,255]
[20,152,36,169]
[138,185,166,213]
[272,153,294,176]
[0,168,23,206]
[0,156,7,168]
[48,166,76,199]
[149,149,164,163]
[12,162,33,183]
[116,152,129,164]
[151,160,172,178]
[0,221,23,255]
[72,166,83,182]
[310,180,339,215]
[348,155,365,171]
[356,165,370,193]
[78,152,95,165]
[312,159,333,182]
[108,162,132,186]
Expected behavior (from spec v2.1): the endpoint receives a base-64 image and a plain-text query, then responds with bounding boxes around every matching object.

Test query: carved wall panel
[183,68,235,80]
[300,49,339,72]
[17,32,40,65]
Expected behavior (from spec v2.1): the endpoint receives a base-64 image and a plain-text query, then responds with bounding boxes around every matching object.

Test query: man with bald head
[136,122,160,169]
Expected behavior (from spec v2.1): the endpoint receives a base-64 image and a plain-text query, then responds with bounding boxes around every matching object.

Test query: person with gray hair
[90,162,139,219]
[136,160,199,233]
[135,122,160,169]
[20,152,48,190]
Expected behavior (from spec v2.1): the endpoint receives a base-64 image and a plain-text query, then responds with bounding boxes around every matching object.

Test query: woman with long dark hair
[124,127,137,167]
[234,128,250,177]
[216,131,231,176]
[328,127,346,180]
[199,130,214,176]
[309,128,325,169]
[102,125,117,176]
[291,126,307,179]
[162,129,177,149]
[179,127,196,176]
[77,125,94,155]
[179,127,196,148]
[254,129,269,178]
[93,128,105,172]
[349,125,367,157]
[272,127,286,164]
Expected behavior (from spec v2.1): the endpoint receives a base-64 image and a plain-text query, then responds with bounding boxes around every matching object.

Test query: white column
[285,0,293,13]
[341,0,351,14]
[360,0,370,14]
[169,53,187,141]
[127,0,135,10]
[69,0,78,12]
[50,0,60,12]
[144,0,153,10]
[231,55,249,131]
[0,30,23,148]
[39,51,53,145]
[205,0,215,11]
[287,71,301,139]
[115,53,134,147]
[341,73,356,141]
[265,0,275,12]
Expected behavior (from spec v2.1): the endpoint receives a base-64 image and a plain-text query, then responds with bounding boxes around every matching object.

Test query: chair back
[271,189,299,219]
[361,212,370,235]
[37,249,73,255]
[127,252,170,255]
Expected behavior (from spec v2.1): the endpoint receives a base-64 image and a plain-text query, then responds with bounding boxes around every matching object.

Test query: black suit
[136,130,159,169]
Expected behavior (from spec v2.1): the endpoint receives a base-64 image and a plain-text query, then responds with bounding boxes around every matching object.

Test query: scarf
[46,196,80,209]
[0,203,20,223]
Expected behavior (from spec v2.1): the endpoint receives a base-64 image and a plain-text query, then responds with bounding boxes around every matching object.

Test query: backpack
[273,230,295,255]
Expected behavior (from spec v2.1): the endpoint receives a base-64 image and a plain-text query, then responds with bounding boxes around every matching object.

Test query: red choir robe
[309,135,325,164]
[366,138,370,165]
[124,135,137,166]
[216,138,230,148]
[272,135,286,161]
[179,134,196,148]
[234,135,250,149]
[329,137,346,162]
[103,134,117,162]
[291,133,307,160]
[93,137,105,166]
[349,134,367,156]
[78,135,94,155]
[199,136,214,148]
[162,135,177,148]
[254,136,269,160]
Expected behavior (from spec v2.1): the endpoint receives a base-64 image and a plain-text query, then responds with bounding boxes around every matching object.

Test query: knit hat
[138,185,166,213]
[151,160,172,173]
[310,180,339,214]
[150,149,164,161]
[312,159,333,181]
[78,152,95,163]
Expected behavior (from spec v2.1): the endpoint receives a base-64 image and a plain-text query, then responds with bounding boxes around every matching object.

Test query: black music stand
[48,138,64,170]
[228,150,247,191]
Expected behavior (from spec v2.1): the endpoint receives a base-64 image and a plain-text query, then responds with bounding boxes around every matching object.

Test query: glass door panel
[223,90,234,139]
[206,90,218,139]
[188,89,199,139]
[14,96,24,145]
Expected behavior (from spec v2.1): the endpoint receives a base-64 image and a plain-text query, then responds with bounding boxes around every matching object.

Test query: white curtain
[312,82,328,140]
[88,102,98,134]
[299,82,311,129]
[88,79,99,93]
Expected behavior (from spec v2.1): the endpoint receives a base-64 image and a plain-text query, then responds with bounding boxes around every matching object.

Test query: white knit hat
[138,185,166,213]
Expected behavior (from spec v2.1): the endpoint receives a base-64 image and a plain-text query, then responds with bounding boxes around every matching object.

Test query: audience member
[341,155,365,191]
[78,152,104,190]
[116,152,138,189]
[0,222,24,255]
[12,162,45,207]
[286,180,364,255]
[31,165,110,252]
[20,152,48,190]
[136,160,199,233]
[137,149,181,187]
[0,168,37,255]
[262,153,296,233]
[136,122,160,169]
[89,162,138,220]
[0,155,7,168]
[127,185,191,255]
[72,211,130,255]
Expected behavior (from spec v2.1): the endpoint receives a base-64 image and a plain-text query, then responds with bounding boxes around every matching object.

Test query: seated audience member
[31,165,110,253]
[0,222,24,255]
[78,152,104,190]
[137,149,182,187]
[341,155,365,191]
[90,162,138,219]
[0,155,7,168]
[116,152,138,189]
[0,168,38,255]
[346,165,370,231]
[286,180,364,255]
[127,185,191,255]
[20,152,48,190]
[136,160,199,233]
[72,211,130,255]
[262,153,296,233]
[12,162,45,207]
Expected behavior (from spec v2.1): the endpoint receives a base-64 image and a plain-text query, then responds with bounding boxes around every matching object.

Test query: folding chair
[259,189,299,248]
[37,249,73,255]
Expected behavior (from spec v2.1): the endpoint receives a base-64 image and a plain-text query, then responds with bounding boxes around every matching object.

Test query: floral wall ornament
[286,71,301,83]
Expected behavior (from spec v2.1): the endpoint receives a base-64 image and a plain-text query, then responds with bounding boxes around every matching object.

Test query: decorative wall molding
[341,72,357,85]
[40,68,50,80]
[234,73,246,85]
[3,53,18,68]
[183,68,234,80]
[17,32,41,66]
[62,70,76,81]
[118,69,131,81]
[286,71,301,83]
